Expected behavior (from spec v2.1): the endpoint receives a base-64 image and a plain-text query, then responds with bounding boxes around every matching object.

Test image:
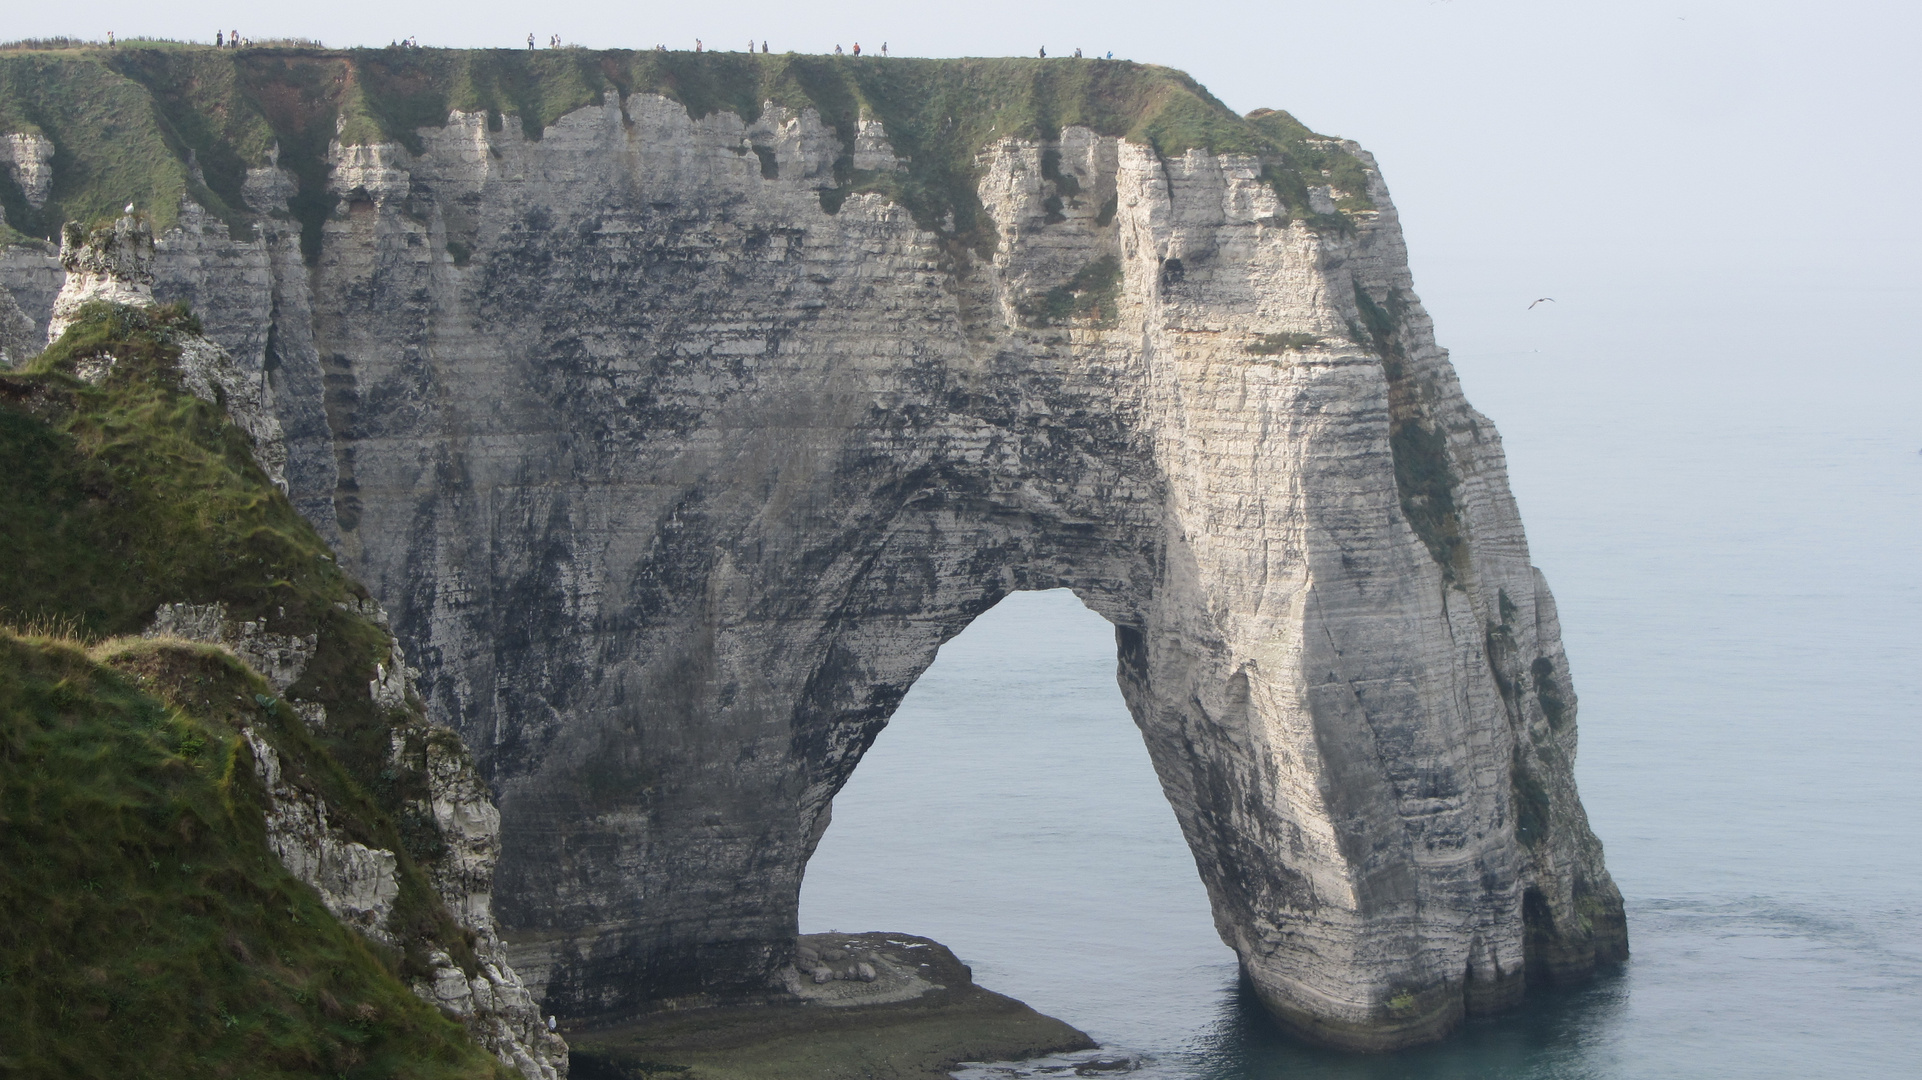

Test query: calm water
[800,303,1922,1077]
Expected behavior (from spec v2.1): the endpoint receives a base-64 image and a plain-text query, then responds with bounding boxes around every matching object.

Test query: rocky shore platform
[567,933,1096,1080]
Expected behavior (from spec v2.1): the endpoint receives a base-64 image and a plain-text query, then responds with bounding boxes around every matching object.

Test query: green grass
[0,47,1376,258]
[0,630,510,1079]
[0,53,193,237]
[0,302,341,638]
[1246,108,1375,226]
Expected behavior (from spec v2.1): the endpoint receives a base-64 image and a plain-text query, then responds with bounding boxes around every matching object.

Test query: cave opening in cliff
[797,587,1238,1040]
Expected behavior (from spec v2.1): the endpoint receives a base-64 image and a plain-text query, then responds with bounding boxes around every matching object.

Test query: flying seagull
[1528,297,1554,309]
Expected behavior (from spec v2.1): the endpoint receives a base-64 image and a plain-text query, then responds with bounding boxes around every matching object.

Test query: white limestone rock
[1,132,54,208]
[144,601,317,694]
[46,215,156,343]
[242,727,402,940]
[163,597,568,1078]
[139,601,326,720]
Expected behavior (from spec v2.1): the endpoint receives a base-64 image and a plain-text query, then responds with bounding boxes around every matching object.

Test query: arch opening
[798,588,1237,1048]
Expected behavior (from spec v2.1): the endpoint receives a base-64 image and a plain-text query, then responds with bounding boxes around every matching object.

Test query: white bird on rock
[124,203,135,213]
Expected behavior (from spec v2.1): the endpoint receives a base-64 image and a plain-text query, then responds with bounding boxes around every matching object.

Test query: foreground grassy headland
[0,630,508,1078]
[0,42,1372,257]
[0,301,514,1077]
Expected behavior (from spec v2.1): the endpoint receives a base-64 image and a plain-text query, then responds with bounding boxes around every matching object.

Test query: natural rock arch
[8,80,1627,1050]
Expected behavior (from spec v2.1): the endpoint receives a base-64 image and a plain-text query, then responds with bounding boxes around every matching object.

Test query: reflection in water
[1187,971,1629,1080]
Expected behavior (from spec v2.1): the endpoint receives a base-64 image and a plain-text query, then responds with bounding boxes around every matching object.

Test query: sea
[799,287,1922,1077]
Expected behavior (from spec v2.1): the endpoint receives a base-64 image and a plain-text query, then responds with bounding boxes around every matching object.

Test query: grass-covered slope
[0,43,1373,254]
[0,631,507,1079]
[0,301,512,1076]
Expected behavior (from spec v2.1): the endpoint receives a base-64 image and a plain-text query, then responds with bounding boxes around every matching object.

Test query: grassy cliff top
[0,45,1373,254]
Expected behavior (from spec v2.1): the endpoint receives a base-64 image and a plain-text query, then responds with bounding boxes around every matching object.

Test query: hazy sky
[11,1,1919,447]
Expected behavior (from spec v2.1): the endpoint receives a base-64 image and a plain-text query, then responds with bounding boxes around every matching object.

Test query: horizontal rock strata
[0,54,1624,1050]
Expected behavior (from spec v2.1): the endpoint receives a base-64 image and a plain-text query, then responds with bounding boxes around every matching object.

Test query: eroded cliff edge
[0,48,1625,1051]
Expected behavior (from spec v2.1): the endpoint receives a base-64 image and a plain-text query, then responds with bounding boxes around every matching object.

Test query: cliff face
[0,49,1624,1050]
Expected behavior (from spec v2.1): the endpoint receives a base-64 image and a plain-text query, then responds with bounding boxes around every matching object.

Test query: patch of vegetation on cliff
[1017,255,1121,328]
[0,301,499,1060]
[1350,279,1471,584]
[1389,418,1468,581]
[0,46,1377,258]
[0,630,508,1079]
[1246,107,1374,228]
[0,52,196,239]
[1511,754,1552,848]
[97,48,278,238]
[1247,332,1320,355]
[2,301,338,636]
[1532,655,1571,729]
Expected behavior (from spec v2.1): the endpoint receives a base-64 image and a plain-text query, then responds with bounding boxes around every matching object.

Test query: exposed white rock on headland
[0,83,1623,1052]
[0,132,54,209]
[145,597,568,1079]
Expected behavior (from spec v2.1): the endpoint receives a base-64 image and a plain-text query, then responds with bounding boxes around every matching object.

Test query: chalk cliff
[0,49,1624,1050]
